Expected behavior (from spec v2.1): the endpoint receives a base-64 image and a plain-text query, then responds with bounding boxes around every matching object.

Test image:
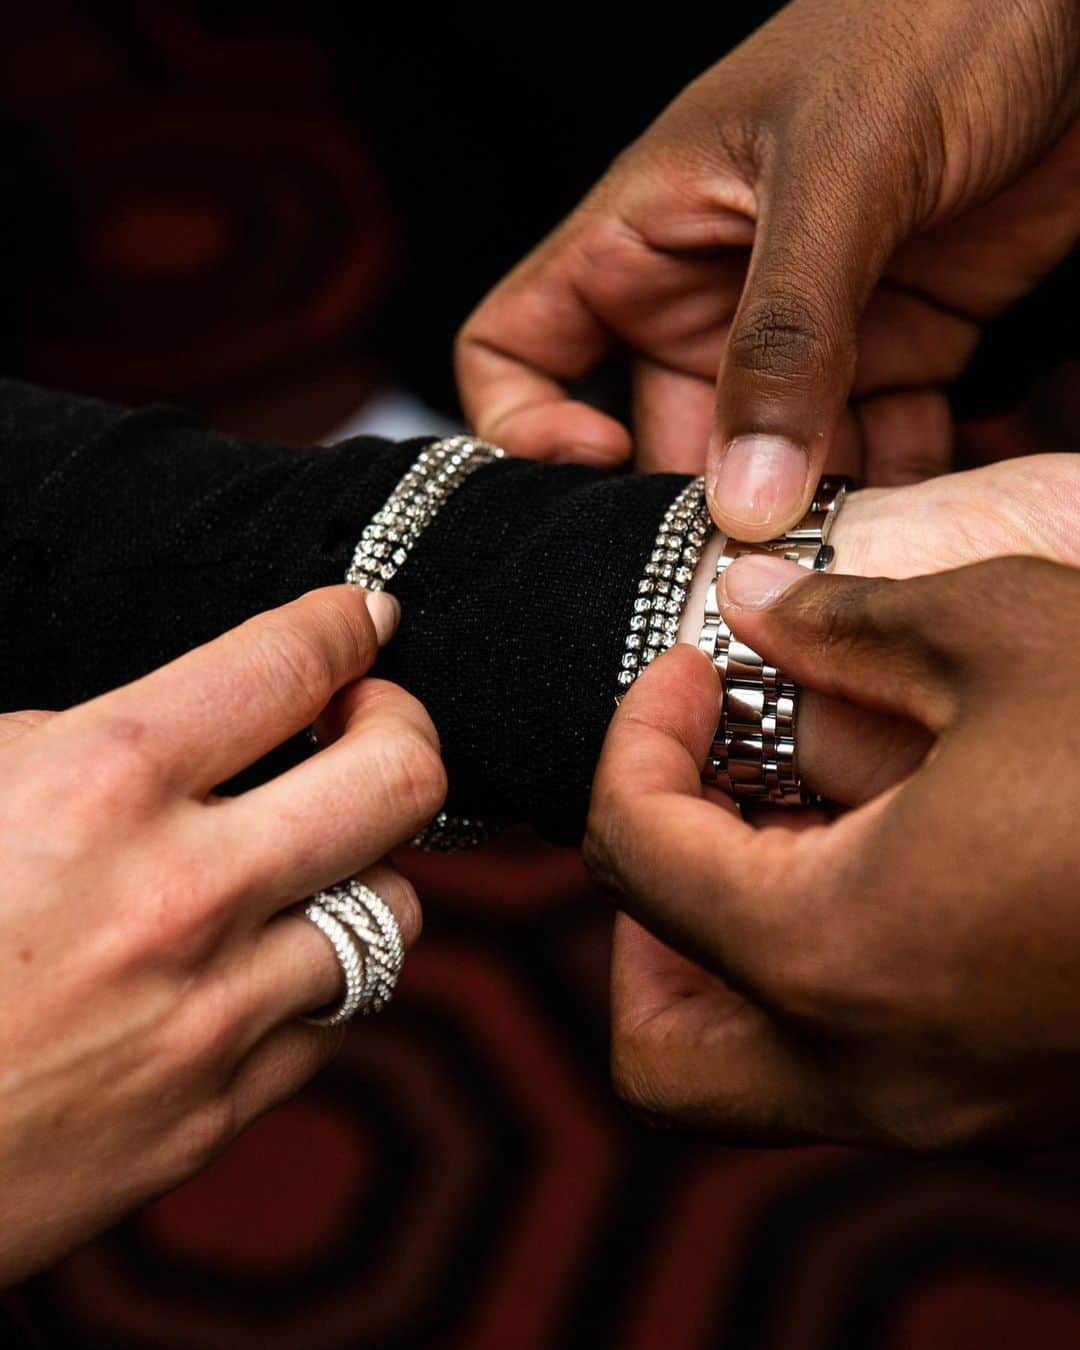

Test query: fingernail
[719,554,808,610]
[365,590,401,645]
[709,435,808,530]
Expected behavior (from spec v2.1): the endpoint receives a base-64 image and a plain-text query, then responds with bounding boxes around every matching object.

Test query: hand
[456,0,1080,536]
[586,554,1080,1150]
[0,586,445,1286]
[677,451,1080,804]
[831,453,1080,580]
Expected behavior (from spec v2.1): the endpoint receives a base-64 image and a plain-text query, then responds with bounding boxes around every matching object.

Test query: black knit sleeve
[0,380,688,843]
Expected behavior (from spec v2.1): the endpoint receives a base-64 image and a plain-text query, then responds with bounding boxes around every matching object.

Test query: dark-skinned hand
[585,553,1080,1151]
[457,0,1080,537]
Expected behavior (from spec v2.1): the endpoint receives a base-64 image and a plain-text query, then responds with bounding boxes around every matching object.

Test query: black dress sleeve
[0,379,689,843]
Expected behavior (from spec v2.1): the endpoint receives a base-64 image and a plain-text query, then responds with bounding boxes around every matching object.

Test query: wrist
[677,482,867,646]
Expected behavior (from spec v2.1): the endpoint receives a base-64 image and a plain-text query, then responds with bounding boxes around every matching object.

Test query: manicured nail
[365,590,401,645]
[719,554,808,610]
[709,435,808,530]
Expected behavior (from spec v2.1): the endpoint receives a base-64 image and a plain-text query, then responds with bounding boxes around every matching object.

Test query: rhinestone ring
[301,881,405,1024]
[300,901,367,1027]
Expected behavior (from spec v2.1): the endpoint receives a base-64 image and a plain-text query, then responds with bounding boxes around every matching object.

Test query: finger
[798,690,931,806]
[716,556,960,731]
[632,358,717,472]
[455,242,631,466]
[610,914,836,1142]
[217,679,445,914]
[853,283,978,399]
[231,864,421,1044]
[0,710,56,746]
[720,554,1079,722]
[228,1020,343,1132]
[707,138,903,539]
[585,643,864,996]
[857,388,953,485]
[471,396,631,468]
[83,586,401,797]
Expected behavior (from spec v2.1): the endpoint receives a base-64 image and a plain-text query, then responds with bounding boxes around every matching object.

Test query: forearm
[8,383,1073,846]
[0,381,683,842]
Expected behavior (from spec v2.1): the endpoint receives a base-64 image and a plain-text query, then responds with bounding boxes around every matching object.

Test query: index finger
[455,243,630,466]
[584,643,881,1005]
[80,586,398,796]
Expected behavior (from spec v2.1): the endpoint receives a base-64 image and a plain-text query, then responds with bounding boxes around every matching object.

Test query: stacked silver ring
[301,881,404,1026]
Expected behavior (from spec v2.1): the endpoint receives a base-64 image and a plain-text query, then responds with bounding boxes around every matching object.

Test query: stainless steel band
[698,476,851,804]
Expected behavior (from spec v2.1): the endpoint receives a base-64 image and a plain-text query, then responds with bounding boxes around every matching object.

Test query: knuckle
[12,717,167,860]
[582,794,629,898]
[368,682,440,745]
[78,715,166,809]
[364,869,423,948]
[254,621,335,703]
[811,597,873,677]
[763,925,866,1028]
[610,1034,671,1122]
[159,984,244,1077]
[610,1022,702,1129]
[727,293,836,385]
[249,598,365,712]
[123,854,228,967]
[797,578,916,676]
[370,727,447,831]
[813,579,880,658]
[173,1096,238,1176]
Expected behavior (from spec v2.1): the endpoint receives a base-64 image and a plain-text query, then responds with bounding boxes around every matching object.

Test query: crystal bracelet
[615,477,713,699]
[343,435,504,851]
[346,435,504,591]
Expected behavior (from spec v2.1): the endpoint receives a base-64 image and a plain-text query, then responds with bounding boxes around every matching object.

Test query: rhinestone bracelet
[615,477,713,699]
[346,435,504,591]
[344,435,504,851]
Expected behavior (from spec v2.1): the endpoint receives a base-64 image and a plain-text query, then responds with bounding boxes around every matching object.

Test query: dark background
[2,4,1079,1347]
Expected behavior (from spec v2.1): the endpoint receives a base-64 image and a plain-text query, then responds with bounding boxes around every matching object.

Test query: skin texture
[0,586,445,1287]
[456,0,1080,537]
[585,552,1080,1152]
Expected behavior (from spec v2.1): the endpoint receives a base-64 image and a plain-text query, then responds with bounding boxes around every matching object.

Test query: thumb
[707,153,900,540]
[716,555,958,733]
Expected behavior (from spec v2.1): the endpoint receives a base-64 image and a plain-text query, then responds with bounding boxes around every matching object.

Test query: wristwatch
[698,476,851,804]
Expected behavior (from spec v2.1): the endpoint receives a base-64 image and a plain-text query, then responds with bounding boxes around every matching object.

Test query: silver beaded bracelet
[346,435,504,591]
[343,435,504,851]
[615,477,713,699]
